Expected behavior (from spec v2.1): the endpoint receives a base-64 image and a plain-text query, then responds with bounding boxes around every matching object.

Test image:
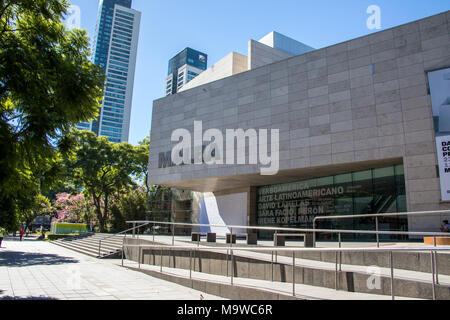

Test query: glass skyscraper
[165,48,207,96]
[77,0,141,143]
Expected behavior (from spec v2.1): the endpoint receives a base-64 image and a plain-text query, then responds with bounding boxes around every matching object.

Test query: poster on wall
[428,68,450,201]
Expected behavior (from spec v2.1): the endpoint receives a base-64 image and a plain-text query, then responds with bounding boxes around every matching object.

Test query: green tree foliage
[136,136,150,192]
[110,187,147,233]
[17,194,51,232]
[66,130,143,232]
[0,0,104,228]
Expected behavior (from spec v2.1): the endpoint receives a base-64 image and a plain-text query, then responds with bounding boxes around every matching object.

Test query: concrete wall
[124,238,450,299]
[259,31,315,56]
[180,52,248,92]
[248,39,293,70]
[149,12,450,232]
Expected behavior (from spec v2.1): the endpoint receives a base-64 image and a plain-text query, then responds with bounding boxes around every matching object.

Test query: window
[256,165,407,241]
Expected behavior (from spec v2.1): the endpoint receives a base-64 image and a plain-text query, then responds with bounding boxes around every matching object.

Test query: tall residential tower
[77,0,141,143]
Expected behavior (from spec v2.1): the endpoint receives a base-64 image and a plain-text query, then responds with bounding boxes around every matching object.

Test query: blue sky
[67,0,450,145]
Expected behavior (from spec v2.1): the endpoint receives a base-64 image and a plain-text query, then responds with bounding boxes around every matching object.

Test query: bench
[274,233,314,247]
[191,232,217,243]
[226,232,258,245]
[226,233,237,244]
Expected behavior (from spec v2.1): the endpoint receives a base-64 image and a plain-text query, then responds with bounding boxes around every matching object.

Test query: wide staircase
[52,233,124,259]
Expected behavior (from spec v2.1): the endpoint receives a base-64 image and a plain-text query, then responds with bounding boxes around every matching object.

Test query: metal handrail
[98,222,152,257]
[122,243,450,300]
[126,219,450,249]
[122,244,450,253]
[313,209,450,247]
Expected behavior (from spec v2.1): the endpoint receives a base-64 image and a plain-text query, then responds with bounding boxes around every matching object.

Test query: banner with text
[428,68,450,201]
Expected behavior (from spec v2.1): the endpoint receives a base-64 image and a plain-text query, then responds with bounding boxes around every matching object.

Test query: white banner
[428,68,450,201]
[435,136,450,200]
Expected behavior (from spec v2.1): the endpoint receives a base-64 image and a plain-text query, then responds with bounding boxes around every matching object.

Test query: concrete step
[52,241,99,258]
[63,237,122,248]
[59,239,120,254]
[123,238,450,300]
[56,235,124,248]
[60,234,124,244]
[50,233,127,259]
[52,238,121,258]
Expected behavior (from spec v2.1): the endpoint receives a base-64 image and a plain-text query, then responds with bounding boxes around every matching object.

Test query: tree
[0,0,104,227]
[66,130,142,232]
[17,194,51,232]
[53,192,94,224]
[136,136,150,193]
[110,187,147,233]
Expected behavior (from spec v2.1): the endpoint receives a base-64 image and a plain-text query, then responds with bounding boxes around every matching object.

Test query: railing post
[312,219,316,248]
[160,247,163,273]
[121,237,124,267]
[226,249,229,277]
[189,249,192,279]
[98,240,101,258]
[435,251,439,285]
[138,243,141,269]
[375,217,380,248]
[172,224,175,246]
[431,251,436,300]
[230,227,233,247]
[390,251,394,300]
[292,251,296,297]
[153,222,155,243]
[335,251,338,290]
[231,249,234,286]
[132,223,136,238]
[274,230,278,263]
[271,251,274,282]
[338,233,342,272]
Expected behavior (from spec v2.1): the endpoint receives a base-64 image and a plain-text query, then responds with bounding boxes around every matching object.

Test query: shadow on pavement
[3,237,40,242]
[0,251,79,267]
[0,295,59,300]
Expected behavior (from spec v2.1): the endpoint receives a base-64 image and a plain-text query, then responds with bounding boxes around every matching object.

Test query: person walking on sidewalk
[19,228,24,241]
[0,228,4,248]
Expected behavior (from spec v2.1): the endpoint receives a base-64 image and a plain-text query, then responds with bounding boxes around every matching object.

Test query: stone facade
[180,52,248,92]
[149,12,450,232]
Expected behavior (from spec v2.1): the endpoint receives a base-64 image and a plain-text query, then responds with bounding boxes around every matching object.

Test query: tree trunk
[93,194,106,233]
[104,192,109,232]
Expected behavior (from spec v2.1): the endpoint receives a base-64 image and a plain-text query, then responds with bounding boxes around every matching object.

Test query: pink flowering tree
[53,193,95,224]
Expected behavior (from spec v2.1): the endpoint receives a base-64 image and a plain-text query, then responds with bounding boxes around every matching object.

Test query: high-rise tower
[164,48,207,96]
[77,0,141,143]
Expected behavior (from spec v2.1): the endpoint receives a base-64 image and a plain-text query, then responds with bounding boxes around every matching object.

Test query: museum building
[148,12,450,239]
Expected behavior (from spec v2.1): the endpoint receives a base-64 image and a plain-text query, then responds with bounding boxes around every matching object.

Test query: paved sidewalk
[0,240,225,300]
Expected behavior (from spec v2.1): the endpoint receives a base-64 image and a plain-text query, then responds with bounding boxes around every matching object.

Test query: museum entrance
[256,164,407,241]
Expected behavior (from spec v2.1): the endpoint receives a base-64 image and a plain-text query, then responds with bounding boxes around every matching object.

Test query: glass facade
[77,0,139,144]
[166,47,207,95]
[256,165,407,241]
[91,0,132,137]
